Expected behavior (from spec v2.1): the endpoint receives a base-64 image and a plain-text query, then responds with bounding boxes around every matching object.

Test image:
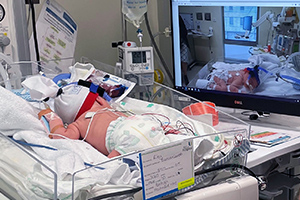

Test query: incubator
[0,58,259,200]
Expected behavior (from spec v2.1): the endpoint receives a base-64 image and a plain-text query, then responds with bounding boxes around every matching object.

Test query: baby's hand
[38,108,63,127]
[39,108,65,136]
[96,96,111,108]
[38,108,53,120]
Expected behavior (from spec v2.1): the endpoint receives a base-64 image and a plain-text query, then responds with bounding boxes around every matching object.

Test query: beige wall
[32,0,172,70]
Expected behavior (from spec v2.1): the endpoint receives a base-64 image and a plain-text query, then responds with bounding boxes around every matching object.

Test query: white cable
[83,111,97,141]
[48,108,124,142]
[82,108,124,141]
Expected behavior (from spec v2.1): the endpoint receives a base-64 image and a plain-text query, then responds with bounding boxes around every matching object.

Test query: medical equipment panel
[118,42,154,86]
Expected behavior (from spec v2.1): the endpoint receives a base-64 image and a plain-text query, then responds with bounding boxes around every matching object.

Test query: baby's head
[244,66,260,92]
[54,80,106,124]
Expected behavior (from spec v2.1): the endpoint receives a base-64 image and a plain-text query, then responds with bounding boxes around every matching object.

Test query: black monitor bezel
[171,1,300,117]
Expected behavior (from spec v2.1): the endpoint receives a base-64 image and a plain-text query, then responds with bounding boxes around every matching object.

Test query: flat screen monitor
[171,0,300,116]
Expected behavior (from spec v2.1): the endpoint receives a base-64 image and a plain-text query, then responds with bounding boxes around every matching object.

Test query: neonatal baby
[198,67,260,93]
[38,84,171,158]
[209,68,259,93]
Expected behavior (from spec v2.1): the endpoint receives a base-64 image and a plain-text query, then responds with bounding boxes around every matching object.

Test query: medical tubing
[10,137,58,151]
[280,74,300,86]
[144,10,174,85]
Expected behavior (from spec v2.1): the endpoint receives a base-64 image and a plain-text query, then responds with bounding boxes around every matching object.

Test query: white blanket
[0,86,45,136]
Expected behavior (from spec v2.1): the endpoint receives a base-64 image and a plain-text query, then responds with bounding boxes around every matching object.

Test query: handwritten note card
[139,139,194,200]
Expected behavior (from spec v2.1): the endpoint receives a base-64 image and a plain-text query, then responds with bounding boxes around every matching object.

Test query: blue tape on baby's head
[89,82,98,94]
[247,66,260,86]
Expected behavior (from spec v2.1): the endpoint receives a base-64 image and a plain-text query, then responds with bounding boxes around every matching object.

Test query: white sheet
[0,137,139,199]
[0,86,45,136]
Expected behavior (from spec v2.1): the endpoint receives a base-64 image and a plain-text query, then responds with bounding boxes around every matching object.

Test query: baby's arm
[38,108,80,139]
[50,123,80,140]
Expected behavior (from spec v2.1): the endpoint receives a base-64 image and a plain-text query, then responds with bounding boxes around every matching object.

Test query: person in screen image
[179,15,191,86]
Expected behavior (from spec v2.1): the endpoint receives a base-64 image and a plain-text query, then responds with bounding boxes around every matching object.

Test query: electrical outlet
[195,21,201,31]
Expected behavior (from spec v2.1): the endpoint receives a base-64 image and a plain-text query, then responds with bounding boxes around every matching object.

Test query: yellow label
[178,177,195,190]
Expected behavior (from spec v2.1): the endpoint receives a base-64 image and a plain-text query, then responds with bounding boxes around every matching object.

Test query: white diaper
[105,115,171,155]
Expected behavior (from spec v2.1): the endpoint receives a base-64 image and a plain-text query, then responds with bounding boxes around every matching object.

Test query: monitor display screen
[132,51,146,63]
[171,0,300,116]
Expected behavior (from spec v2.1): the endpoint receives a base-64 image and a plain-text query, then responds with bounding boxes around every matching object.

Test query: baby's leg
[228,85,240,93]
[228,76,244,93]
[107,149,121,158]
[212,76,227,91]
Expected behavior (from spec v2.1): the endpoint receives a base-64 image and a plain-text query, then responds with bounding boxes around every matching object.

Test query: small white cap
[54,84,90,124]
[22,75,59,101]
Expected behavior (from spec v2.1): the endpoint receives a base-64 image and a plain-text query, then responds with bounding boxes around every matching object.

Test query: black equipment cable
[89,187,142,200]
[144,2,173,85]
[28,0,41,71]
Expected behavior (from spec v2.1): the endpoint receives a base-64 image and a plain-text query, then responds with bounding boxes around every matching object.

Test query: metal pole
[121,0,127,41]
[13,0,31,75]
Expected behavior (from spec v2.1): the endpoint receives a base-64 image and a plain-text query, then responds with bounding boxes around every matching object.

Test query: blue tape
[52,73,71,84]
[89,82,98,94]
